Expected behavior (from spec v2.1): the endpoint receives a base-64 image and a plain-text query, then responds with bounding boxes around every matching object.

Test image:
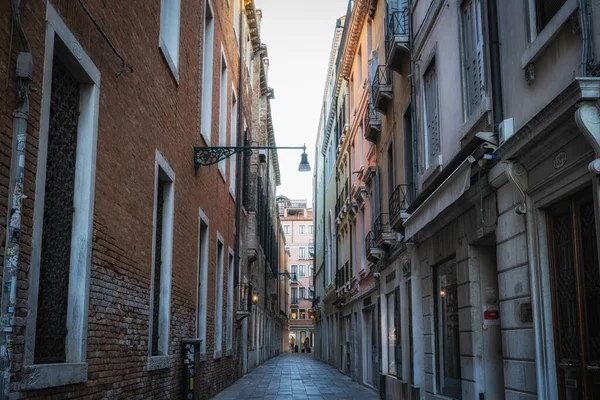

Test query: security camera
[373,272,381,279]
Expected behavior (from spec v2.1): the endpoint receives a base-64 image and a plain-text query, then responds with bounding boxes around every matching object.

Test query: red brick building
[0,0,285,398]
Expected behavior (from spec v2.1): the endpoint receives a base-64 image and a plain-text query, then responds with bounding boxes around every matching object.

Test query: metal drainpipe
[234,0,244,290]
[322,150,326,291]
[0,1,31,397]
[264,133,271,320]
[487,0,503,128]
[578,0,590,77]
[408,1,418,197]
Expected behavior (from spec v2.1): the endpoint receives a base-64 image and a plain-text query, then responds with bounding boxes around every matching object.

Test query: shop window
[436,261,461,397]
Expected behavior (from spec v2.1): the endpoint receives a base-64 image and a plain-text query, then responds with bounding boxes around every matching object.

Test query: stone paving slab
[211,353,379,400]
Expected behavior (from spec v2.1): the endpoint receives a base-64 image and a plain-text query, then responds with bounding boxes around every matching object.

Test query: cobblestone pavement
[211,353,379,400]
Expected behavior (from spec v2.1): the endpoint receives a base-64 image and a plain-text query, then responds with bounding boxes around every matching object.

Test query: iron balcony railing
[365,231,376,251]
[238,283,253,314]
[364,102,382,143]
[373,213,390,241]
[335,261,351,290]
[371,65,392,102]
[389,184,413,222]
[385,9,409,58]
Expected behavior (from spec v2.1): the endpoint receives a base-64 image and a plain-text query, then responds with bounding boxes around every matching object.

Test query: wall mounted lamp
[194,144,311,172]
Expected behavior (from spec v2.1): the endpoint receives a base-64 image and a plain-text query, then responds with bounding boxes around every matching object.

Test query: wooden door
[548,187,600,399]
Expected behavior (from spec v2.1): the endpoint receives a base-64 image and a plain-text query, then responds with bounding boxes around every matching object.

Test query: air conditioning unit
[499,118,514,144]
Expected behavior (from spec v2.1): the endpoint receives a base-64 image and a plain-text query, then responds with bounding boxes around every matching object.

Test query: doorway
[548,187,600,399]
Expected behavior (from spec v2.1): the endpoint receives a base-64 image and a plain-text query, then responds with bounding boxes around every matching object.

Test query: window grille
[423,62,440,167]
[35,59,80,364]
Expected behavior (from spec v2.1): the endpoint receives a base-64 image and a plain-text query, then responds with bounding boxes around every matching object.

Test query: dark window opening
[35,57,80,364]
[151,179,165,356]
[536,0,567,33]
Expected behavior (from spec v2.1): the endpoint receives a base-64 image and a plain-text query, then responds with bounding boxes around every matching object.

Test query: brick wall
[0,0,254,398]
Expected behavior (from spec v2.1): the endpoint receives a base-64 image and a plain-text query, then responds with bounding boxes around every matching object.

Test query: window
[226,250,234,353]
[300,309,307,319]
[357,46,363,86]
[423,61,440,169]
[214,235,225,358]
[299,247,307,259]
[299,224,306,234]
[201,1,214,144]
[387,288,401,378]
[291,288,299,304]
[436,261,461,397]
[218,50,228,177]
[535,0,567,33]
[159,0,181,81]
[230,89,238,195]
[308,264,313,276]
[25,4,101,387]
[387,141,395,198]
[461,0,485,119]
[299,265,305,276]
[291,265,298,281]
[149,152,175,366]
[284,225,291,234]
[308,224,314,234]
[233,0,240,41]
[291,309,298,319]
[197,209,209,357]
[299,287,305,299]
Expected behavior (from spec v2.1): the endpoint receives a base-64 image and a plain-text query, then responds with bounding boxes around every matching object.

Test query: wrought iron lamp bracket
[194,145,308,171]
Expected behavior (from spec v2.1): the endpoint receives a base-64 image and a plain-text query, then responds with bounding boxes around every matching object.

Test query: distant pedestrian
[290,336,295,352]
[304,337,310,352]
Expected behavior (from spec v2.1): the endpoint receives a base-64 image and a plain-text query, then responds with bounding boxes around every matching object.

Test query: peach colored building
[278,197,315,352]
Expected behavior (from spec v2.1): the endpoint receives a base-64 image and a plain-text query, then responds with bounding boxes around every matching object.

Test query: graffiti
[12,182,24,207]
[10,229,20,245]
[9,209,20,229]
[4,248,15,258]
[2,282,10,293]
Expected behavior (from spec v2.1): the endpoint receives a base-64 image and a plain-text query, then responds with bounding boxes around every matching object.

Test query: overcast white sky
[256,0,348,206]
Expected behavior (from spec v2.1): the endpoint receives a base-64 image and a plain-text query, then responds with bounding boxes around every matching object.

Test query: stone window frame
[218,46,229,180]
[214,232,225,359]
[200,0,215,145]
[22,3,101,390]
[159,0,181,83]
[147,150,176,371]
[521,0,577,68]
[196,208,210,360]
[226,247,235,355]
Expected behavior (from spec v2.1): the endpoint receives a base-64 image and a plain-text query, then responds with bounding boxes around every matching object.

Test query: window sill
[199,352,207,362]
[214,350,222,360]
[159,38,180,85]
[20,362,87,390]
[147,355,170,371]
[459,98,491,143]
[421,155,443,187]
[521,0,578,68]
[226,348,233,357]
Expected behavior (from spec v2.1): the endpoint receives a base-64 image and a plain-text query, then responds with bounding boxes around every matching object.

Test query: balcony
[236,283,253,321]
[364,102,382,143]
[335,178,350,221]
[374,213,398,250]
[371,65,392,113]
[335,261,351,292]
[365,231,384,263]
[385,9,409,73]
[389,184,413,230]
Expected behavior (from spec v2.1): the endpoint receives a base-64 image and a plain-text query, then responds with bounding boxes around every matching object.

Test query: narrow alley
[211,354,379,400]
